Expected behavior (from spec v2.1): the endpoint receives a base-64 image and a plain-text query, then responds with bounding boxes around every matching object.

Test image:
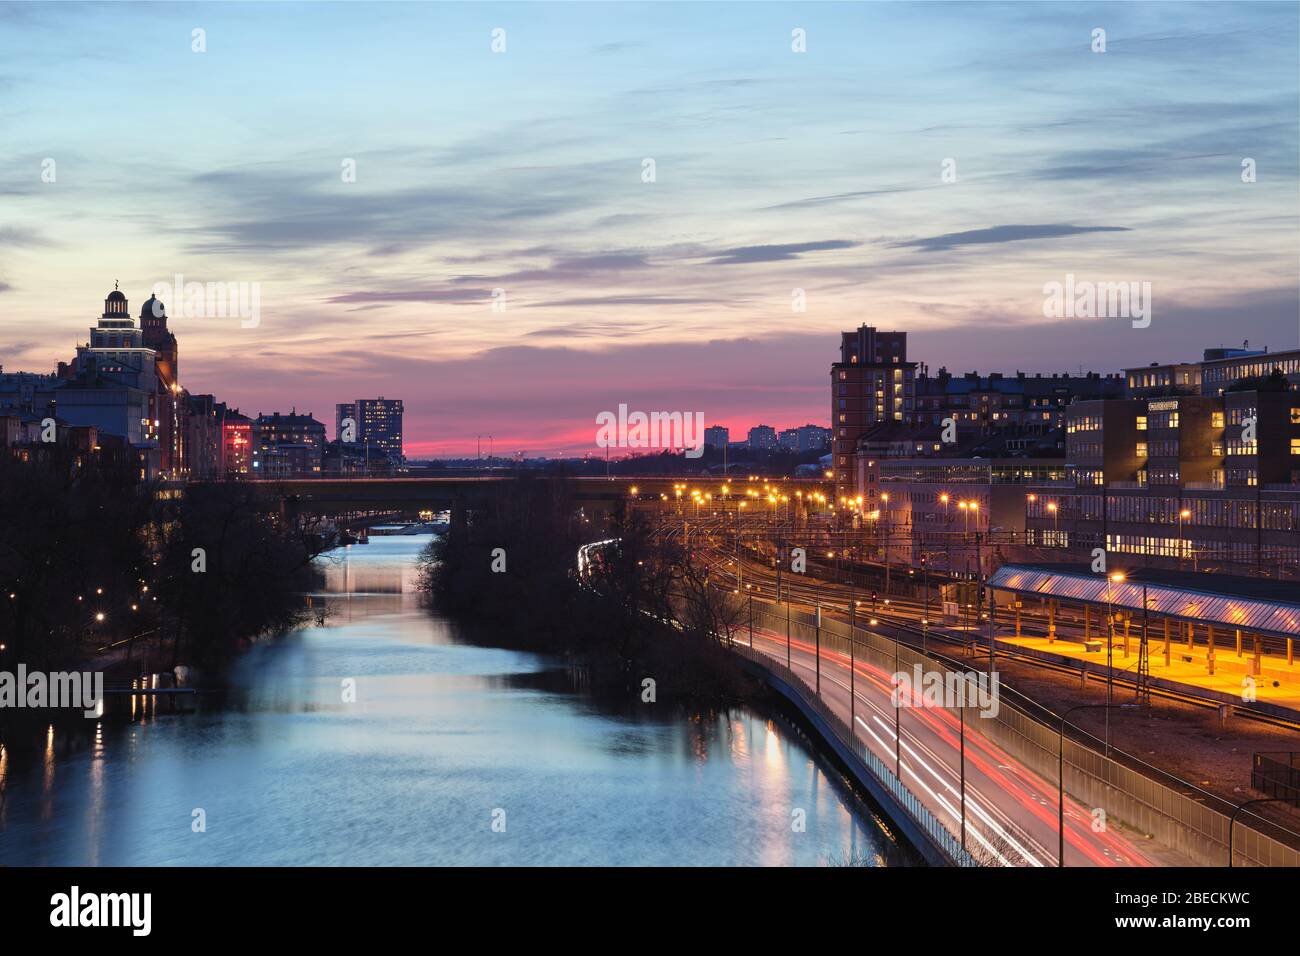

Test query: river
[0,536,899,866]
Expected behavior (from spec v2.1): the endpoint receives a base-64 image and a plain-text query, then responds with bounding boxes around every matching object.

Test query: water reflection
[0,536,898,867]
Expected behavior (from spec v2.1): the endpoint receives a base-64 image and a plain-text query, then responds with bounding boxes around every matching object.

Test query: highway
[741,620,1163,866]
[656,526,1187,865]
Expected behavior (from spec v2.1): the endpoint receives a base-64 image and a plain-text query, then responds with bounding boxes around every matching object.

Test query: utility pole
[960,673,966,852]
[815,603,821,696]
[1137,583,1151,705]
[987,571,996,676]
[735,507,742,594]
[849,589,856,729]
[786,599,791,670]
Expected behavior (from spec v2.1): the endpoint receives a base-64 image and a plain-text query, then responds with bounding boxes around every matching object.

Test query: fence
[727,640,977,867]
[1252,753,1300,805]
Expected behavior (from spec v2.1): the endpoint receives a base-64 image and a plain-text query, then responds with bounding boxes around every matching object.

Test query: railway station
[987,563,1300,717]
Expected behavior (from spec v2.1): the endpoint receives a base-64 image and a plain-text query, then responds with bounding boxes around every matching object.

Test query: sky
[1,1,1297,458]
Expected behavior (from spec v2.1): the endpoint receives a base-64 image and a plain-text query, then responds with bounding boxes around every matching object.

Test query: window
[1212,411,1224,429]
[1291,408,1300,425]
[1292,439,1300,456]
[1135,416,1147,431]
[1135,442,1147,458]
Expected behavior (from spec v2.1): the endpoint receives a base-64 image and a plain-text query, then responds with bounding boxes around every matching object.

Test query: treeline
[417,475,761,705]
[0,448,323,693]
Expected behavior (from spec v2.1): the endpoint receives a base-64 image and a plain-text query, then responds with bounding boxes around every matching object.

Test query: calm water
[0,536,895,866]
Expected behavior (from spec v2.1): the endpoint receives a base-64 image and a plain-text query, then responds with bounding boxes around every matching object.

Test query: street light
[1178,508,1191,570]
[1105,571,1126,754]
[1058,703,1128,866]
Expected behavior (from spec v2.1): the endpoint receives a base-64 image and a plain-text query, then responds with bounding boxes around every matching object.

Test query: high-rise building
[747,424,777,451]
[335,402,356,442]
[355,397,404,462]
[831,325,916,498]
[335,398,403,463]
[778,424,832,453]
[704,425,730,449]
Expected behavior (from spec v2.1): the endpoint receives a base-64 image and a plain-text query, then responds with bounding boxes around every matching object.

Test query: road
[742,621,1165,866]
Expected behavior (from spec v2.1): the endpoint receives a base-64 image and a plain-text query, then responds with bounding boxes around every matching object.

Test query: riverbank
[0,535,899,866]
[0,452,328,753]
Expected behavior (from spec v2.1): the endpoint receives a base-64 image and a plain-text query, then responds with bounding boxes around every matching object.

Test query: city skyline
[2,2,1298,457]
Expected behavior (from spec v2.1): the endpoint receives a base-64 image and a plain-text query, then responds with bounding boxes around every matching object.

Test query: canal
[0,536,900,866]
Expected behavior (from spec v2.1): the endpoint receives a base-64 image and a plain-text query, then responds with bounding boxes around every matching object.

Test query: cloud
[522,295,711,309]
[893,224,1131,253]
[0,227,52,248]
[592,40,647,55]
[325,288,494,305]
[704,239,860,265]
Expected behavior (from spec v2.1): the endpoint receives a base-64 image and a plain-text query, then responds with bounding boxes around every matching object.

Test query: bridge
[200,474,836,520]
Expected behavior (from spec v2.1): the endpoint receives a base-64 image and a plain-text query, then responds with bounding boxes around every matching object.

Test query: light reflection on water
[0,536,895,866]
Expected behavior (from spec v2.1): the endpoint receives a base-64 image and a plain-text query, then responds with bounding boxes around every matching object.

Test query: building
[1027,345,1300,577]
[914,367,1125,438]
[185,393,222,478]
[336,397,403,463]
[253,411,326,477]
[138,293,183,475]
[703,425,730,449]
[0,285,252,481]
[221,411,254,476]
[1200,345,1300,396]
[335,402,356,442]
[747,424,778,451]
[831,325,916,498]
[355,397,404,462]
[778,424,832,453]
[323,439,397,476]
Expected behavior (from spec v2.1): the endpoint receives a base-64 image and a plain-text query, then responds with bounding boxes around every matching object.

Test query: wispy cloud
[893,225,1132,253]
[704,240,861,265]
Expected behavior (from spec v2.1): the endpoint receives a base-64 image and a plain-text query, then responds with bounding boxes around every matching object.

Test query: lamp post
[849,590,856,729]
[1058,703,1125,867]
[1048,501,1058,545]
[940,493,951,574]
[1178,508,1190,571]
[1228,799,1291,866]
[1105,572,1126,756]
[881,493,891,598]
[921,554,930,654]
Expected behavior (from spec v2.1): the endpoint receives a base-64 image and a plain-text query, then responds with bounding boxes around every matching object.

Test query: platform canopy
[988,564,1300,640]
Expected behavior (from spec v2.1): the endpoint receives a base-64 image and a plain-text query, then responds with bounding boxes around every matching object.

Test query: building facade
[253,411,326,477]
[831,325,916,498]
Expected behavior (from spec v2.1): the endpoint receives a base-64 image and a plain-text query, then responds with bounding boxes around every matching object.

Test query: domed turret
[103,284,129,318]
[141,294,166,320]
